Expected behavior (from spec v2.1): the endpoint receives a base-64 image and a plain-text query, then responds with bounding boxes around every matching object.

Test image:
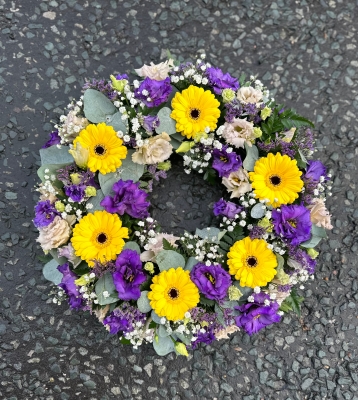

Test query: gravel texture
[0,0,357,399]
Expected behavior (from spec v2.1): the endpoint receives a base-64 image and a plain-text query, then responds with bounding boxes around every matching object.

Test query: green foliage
[238,72,247,86]
[218,226,244,265]
[156,250,186,271]
[279,288,305,317]
[199,295,215,307]
[137,290,152,313]
[162,238,177,251]
[75,261,91,276]
[260,105,314,141]
[243,143,259,171]
[43,259,63,285]
[155,107,177,135]
[95,273,119,305]
[203,168,218,185]
[39,146,74,166]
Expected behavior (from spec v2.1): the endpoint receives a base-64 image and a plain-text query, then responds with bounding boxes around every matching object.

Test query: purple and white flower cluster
[34,55,333,356]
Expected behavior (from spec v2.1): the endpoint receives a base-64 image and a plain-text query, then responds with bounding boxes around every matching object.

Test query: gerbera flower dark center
[94,144,106,156]
[269,175,281,186]
[205,272,216,285]
[96,232,108,244]
[190,108,201,120]
[168,287,180,299]
[246,256,258,267]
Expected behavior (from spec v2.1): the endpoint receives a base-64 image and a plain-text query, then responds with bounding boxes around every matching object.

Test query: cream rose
[37,216,71,251]
[307,198,333,230]
[222,168,252,198]
[135,59,174,81]
[132,132,173,165]
[236,86,263,104]
[222,118,255,148]
[140,233,179,262]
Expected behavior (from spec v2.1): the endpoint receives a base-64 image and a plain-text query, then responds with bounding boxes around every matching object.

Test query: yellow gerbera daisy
[71,210,129,267]
[249,152,303,208]
[73,122,127,174]
[228,237,277,288]
[171,85,220,139]
[148,267,199,321]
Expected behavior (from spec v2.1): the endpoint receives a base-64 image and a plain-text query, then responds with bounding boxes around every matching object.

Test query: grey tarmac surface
[0,0,357,399]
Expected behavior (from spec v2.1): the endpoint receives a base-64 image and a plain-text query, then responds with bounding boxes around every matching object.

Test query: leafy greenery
[260,105,314,141]
[279,288,305,317]
[218,226,244,265]
[162,238,177,251]
[203,168,218,185]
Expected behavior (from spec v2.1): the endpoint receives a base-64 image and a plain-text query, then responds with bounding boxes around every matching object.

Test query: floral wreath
[34,54,333,356]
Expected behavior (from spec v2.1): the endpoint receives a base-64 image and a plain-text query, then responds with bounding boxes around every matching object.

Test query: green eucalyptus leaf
[86,189,105,212]
[83,88,117,123]
[120,150,145,182]
[155,107,177,135]
[170,139,182,150]
[153,334,175,356]
[105,111,128,133]
[171,132,184,142]
[43,259,62,285]
[311,224,327,239]
[243,143,259,171]
[158,325,170,337]
[95,272,118,305]
[250,203,266,219]
[39,146,74,166]
[300,235,322,248]
[195,227,221,243]
[221,300,239,309]
[298,149,308,166]
[123,241,141,253]
[49,249,67,265]
[98,170,120,196]
[184,257,199,272]
[156,250,186,272]
[233,281,253,301]
[137,290,152,313]
[174,332,192,345]
[151,310,163,324]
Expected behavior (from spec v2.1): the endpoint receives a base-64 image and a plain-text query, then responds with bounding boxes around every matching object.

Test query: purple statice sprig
[82,78,117,100]
[145,164,168,192]
[103,303,147,335]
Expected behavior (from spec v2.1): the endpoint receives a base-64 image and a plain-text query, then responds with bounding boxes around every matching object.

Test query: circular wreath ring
[34,55,333,356]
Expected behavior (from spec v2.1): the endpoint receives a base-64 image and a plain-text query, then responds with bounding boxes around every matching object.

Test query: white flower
[222,118,255,148]
[135,59,174,81]
[222,168,252,198]
[236,86,263,104]
[132,132,173,165]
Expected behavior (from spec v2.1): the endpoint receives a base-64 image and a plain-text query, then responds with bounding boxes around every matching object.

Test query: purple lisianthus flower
[57,263,84,310]
[143,115,160,132]
[304,160,328,183]
[100,179,150,219]
[190,263,231,301]
[212,147,242,178]
[64,184,86,202]
[191,326,216,349]
[206,67,239,95]
[115,73,129,80]
[235,292,281,335]
[42,130,61,149]
[33,200,60,228]
[103,314,130,335]
[112,249,146,301]
[272,204,312,246]
[213,198,243,219]
[134,77,172,108]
